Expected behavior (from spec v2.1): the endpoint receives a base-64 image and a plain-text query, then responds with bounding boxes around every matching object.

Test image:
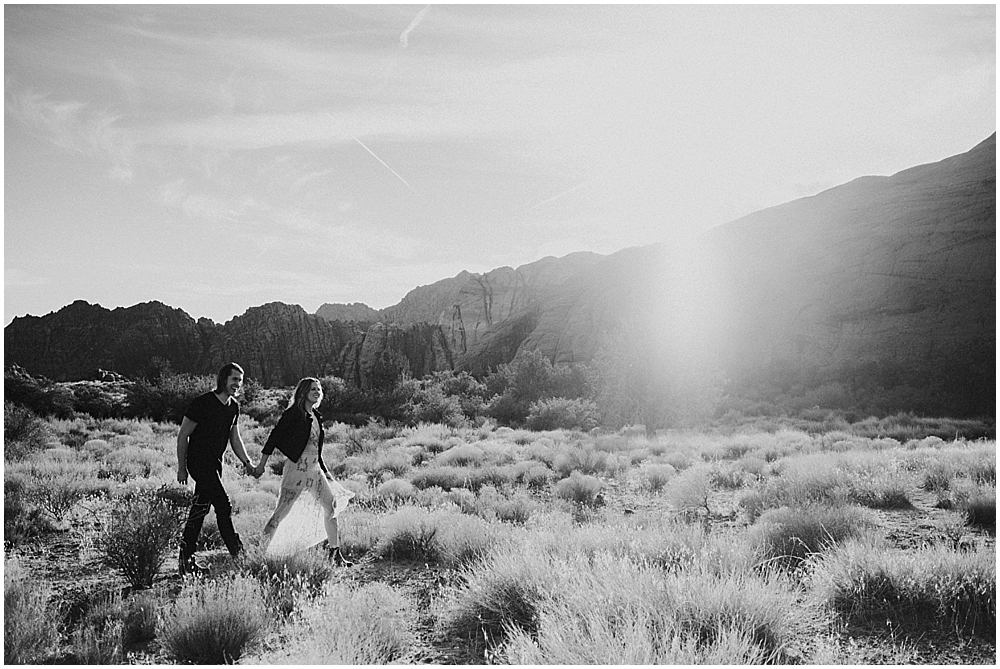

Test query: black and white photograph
[4,3,995,665]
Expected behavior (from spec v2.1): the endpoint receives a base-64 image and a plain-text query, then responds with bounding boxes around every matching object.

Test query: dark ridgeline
[6,134,994,416]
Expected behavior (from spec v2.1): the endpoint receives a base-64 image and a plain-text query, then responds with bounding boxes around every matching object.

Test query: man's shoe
[178,553,206,576]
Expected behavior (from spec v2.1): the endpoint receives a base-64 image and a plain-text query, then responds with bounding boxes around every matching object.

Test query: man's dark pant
[180,467,242,558]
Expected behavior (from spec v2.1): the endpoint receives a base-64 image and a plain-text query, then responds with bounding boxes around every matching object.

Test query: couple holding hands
[176,363,353,575]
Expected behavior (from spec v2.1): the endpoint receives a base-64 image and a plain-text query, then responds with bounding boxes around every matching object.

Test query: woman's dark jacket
[262,407,329,475]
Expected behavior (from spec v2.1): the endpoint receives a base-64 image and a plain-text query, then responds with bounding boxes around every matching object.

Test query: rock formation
[5,135,994,416]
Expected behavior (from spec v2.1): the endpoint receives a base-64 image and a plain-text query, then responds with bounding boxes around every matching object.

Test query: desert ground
[5,411,995,665]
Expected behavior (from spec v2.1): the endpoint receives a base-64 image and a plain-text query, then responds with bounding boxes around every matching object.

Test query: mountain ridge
[6,134,994,416]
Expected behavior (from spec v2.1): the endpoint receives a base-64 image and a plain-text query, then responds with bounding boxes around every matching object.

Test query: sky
[4,3,996,326]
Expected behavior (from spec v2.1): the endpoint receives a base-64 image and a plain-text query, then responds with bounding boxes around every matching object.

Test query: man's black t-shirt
[184,392,240,473]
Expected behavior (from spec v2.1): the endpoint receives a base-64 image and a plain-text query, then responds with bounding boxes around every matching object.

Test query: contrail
[528,179,590,210]
[352,135,419,194]
[400,5,431,48]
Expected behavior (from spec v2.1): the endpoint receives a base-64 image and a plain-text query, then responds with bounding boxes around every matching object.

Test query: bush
[71,591,126,664]
[94,490,186,588]
[485,350,573,426]
[526,397,600,431]
[437,545,553,652]
[813,540,995,637]
[251,582,415,664]
[963,488,996,533]
[665,465,713,516]
[161,575,268,663]
[376,478,418,503]
[4,368,75,418]
[374,506,499,567]
[554,472,603,506]
[639,463,677,492]
[411,465,472,491]
[31,471,96,522]
[749,505,879,570]
[125,373,212,423]
[375,506,441,562]
[245,548,336,616]
[4,556,61,664]
[435,443,485,467]
[4,472,54,547]
[4,401,51,461]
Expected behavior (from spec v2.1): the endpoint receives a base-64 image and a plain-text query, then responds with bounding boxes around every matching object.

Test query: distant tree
[485,350,579,426]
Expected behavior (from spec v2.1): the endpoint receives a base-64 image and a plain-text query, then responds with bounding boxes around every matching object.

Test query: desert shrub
[552,444,615,477]
[665,465,713,516]
[31,471,97,522]
[4,368,75,418]
[847,473,912,510]
[485,350,582,426]
[376,478,418,503]
[125,373,213,423]
[437,545,554,652]
[813,540,996,637]
[505,555,815,664]
[657,449,693,471]
[244,547,335,616]
[493,493,539,525]
[739,456,849,521]
[638,463,677,492]
[464,464,516,492]
[410,465,471,491]
[122,593,159,646]
[4,472,55,547]
[375,505,441,562]
[435,443,485,467]
[94,490,186,589]
[710,463,749,490]
[749,505,879,570]
[963,488,996,532]
[735,455,771,480]
[921,459,956,492]
[515,461,553,490]
[373,448,413,478]
[407,383,465,427]
[4,401,52,461]
[162,574,268,663]
[69,382,126,419]
[71,591,126,664]
[4,556,61,664]
[251,581,415,664]
[373,506,499,567]
[554,471,603,506]
[526,397,600,431]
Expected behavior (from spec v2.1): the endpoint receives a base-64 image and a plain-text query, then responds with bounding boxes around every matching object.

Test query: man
[176,362,255,575]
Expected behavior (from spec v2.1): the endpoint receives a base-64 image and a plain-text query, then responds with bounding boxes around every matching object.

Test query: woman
[253,378,354,564]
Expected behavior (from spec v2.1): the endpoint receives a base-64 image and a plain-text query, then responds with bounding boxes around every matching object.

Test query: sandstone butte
[5,133,994,416]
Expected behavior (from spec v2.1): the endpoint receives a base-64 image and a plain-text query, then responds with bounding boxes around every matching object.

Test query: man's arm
[176,417,197,484]
[229,423,255,476]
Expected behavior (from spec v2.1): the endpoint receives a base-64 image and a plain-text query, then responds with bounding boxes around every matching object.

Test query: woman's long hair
[290,377,322,419]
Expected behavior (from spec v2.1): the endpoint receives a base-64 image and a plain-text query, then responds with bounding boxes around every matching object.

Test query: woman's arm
[254,410,292,477]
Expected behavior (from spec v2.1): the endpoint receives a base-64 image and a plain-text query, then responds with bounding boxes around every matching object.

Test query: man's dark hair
[215,362,245,393]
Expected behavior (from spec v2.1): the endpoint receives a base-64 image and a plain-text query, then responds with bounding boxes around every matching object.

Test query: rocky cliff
[5,135,994,415]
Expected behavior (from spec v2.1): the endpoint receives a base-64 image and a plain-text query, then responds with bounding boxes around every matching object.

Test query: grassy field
[4,411,996,664]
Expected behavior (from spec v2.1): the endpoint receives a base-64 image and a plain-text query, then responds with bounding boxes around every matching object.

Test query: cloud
[6,90,135,182]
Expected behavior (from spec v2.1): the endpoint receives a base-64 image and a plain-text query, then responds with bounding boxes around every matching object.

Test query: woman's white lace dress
[263,417,353,556]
